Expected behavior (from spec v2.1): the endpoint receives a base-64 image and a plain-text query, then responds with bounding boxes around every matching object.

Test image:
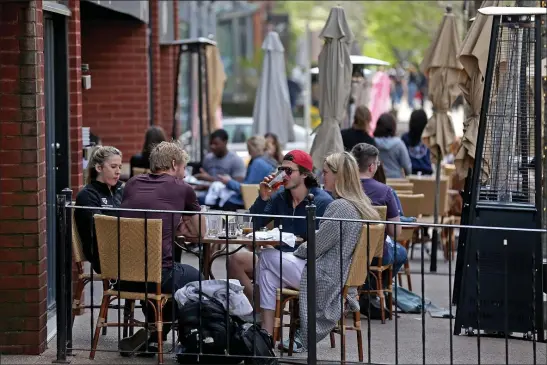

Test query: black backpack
[176,298,241,364]
[176,297,278,365]
[231,322,279,365]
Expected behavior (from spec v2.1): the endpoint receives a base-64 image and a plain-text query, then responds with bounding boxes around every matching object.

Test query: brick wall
[159,46,177,139]
[0,0,48,355]
[68,0,83,193]
[150,0,162,127]
[80,14,149,161]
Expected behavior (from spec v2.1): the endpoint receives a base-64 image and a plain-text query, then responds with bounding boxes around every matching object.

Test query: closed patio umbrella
[310,6,354,170]
[205,44,226,133]
[252,31,295,145]
[455,0,499,180]
[420,6,464,271]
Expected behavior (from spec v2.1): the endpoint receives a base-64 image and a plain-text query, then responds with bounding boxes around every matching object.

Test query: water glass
[227,221,238,237]
[207,215,222,237]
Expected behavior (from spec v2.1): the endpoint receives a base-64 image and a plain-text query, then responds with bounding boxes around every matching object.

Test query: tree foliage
[363,1,448,65]
[275,0,454,66]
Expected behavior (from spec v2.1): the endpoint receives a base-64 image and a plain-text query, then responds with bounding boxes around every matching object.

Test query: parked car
[223,117,315,162]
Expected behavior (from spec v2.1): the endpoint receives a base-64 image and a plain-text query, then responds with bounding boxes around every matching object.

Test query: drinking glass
[207,215,222,237]
[226,221,238,237]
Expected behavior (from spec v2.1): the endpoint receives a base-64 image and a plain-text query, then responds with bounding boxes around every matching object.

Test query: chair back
[386,178,410,184]
[395,190,413,195]
[346,224,385,287]
[132,167,150,176]
[397,194,424,218]
[71,206,87,266]
[388,182,413,192]
[408,176,449,216]
[373,206,387,220]
[240,184,259,209]
[93,214,163,285]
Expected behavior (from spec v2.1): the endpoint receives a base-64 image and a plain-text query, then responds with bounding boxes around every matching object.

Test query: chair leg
[397,273,403,288]
[354,311,363,362]
[89,295,110,360]
[101,281,110,336]
[388,268,394,320]
[377,274,385,324]
[156,300,164,365]
[403,252,412,292]
[123,300,134,338]
[129,300,136,336]
[287,299,299,356]
[72,279,85,327]
[273,294,282,343]
[340,320,346,363]
[330,332,336,348]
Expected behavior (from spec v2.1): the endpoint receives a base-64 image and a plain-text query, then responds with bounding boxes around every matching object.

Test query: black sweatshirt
[74,180,124,273]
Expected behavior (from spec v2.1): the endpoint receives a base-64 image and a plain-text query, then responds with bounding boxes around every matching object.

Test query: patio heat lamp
[454,7,545,341]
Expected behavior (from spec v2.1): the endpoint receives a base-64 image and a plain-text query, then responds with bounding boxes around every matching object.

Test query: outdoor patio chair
[407,176,457,261]
[273,224,385,362]
[90,215,170,365]
[71,208,112,336]
[393,193,425,292]
[387,182,414,192]
[240,183,259,210]
[386,178,410,184]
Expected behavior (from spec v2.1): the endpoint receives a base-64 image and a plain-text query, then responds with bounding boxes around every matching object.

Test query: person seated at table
[341,105,376,152]
[373,113,412,178]
[401,109,433,175]
[194,129,246,203]
[259,152,380,352]
[129,125,167,177]
[217,135,277,211]
[265,132,284,164]
[226,150,333,306]
[118,141,205,356]
[351,143,408,316]
[75,146,124,274]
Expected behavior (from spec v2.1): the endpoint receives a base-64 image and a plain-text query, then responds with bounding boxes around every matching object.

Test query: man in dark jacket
[227,150,333,305]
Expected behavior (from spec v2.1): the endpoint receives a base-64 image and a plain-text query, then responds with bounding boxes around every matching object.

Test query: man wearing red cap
[227,150,332,349]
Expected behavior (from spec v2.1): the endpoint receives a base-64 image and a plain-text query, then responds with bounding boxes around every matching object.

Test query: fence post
[62,188,73,354]
[306,194,316,365]
[54,194,69,363]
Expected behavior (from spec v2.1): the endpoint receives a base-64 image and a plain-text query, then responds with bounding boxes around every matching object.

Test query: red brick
[0,235,24,247]
[0,245,46,262]
[0,220,41,234]
[0,177,22,191]
[0,272,46,290]
[0,192,38,206]
[0,262,23,275]
[0,314,46,331]
[0,206,23,219]
[23,258,46,275]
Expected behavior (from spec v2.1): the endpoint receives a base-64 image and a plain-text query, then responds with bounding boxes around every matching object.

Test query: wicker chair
[90,215,170,365]
[240,184,259,210]
[71,209,112,335]
[273,224,385,362]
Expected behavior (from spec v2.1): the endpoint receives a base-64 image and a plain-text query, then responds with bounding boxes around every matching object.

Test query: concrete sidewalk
[3,251,545,364]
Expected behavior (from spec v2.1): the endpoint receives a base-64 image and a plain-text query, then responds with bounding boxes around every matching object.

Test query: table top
[181,235,304,246]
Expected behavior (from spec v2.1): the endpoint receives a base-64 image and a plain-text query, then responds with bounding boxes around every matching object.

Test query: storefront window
[217,19,235,95]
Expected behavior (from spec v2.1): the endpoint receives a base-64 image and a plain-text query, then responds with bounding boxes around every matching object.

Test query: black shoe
[359,296,390,320]
[135,343,158,358]
[119,328,149,357]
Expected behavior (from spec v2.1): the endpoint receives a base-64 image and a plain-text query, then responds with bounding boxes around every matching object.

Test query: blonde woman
[218,135,277,211]
[74,146,124,274]
[259,151,380,352]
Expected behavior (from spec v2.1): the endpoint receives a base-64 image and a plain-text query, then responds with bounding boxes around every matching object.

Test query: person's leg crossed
[228,250,258,306]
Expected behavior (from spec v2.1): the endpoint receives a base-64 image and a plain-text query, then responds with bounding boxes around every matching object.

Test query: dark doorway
[44,12,70,310]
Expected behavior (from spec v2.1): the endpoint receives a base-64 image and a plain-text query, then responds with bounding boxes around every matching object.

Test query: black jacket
[74,180,124,273]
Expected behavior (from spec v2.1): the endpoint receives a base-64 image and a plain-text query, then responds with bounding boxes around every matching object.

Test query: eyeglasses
[278,166,299,176]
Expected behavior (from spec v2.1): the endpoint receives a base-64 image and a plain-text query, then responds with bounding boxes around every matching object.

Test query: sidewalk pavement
[2,248,545,364]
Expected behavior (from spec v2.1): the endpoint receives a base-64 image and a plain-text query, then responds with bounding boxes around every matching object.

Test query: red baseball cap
[284,150,314,172]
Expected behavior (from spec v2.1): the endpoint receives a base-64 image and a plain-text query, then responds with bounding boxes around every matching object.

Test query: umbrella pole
[430,149,441,272]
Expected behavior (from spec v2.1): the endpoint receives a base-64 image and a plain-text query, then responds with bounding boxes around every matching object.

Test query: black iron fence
[54,188,546,364]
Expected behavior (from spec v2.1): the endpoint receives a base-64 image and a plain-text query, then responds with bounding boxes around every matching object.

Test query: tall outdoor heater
[171,37,215,165]
[454,7,545,341]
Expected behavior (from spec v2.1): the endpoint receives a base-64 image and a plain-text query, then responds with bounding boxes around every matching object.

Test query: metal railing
[54,188,546,364]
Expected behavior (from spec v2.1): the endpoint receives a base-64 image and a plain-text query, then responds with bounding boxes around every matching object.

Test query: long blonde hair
[324,152,380,221]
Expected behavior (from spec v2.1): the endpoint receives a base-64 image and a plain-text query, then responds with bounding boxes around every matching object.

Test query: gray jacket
[294,199,362,349]
[374,137,412,178]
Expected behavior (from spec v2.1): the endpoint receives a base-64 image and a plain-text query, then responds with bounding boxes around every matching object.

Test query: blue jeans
[363,238,408,290]
[407,82,417,109]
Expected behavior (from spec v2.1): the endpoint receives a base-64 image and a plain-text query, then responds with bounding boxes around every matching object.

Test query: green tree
[363,1,448,65]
